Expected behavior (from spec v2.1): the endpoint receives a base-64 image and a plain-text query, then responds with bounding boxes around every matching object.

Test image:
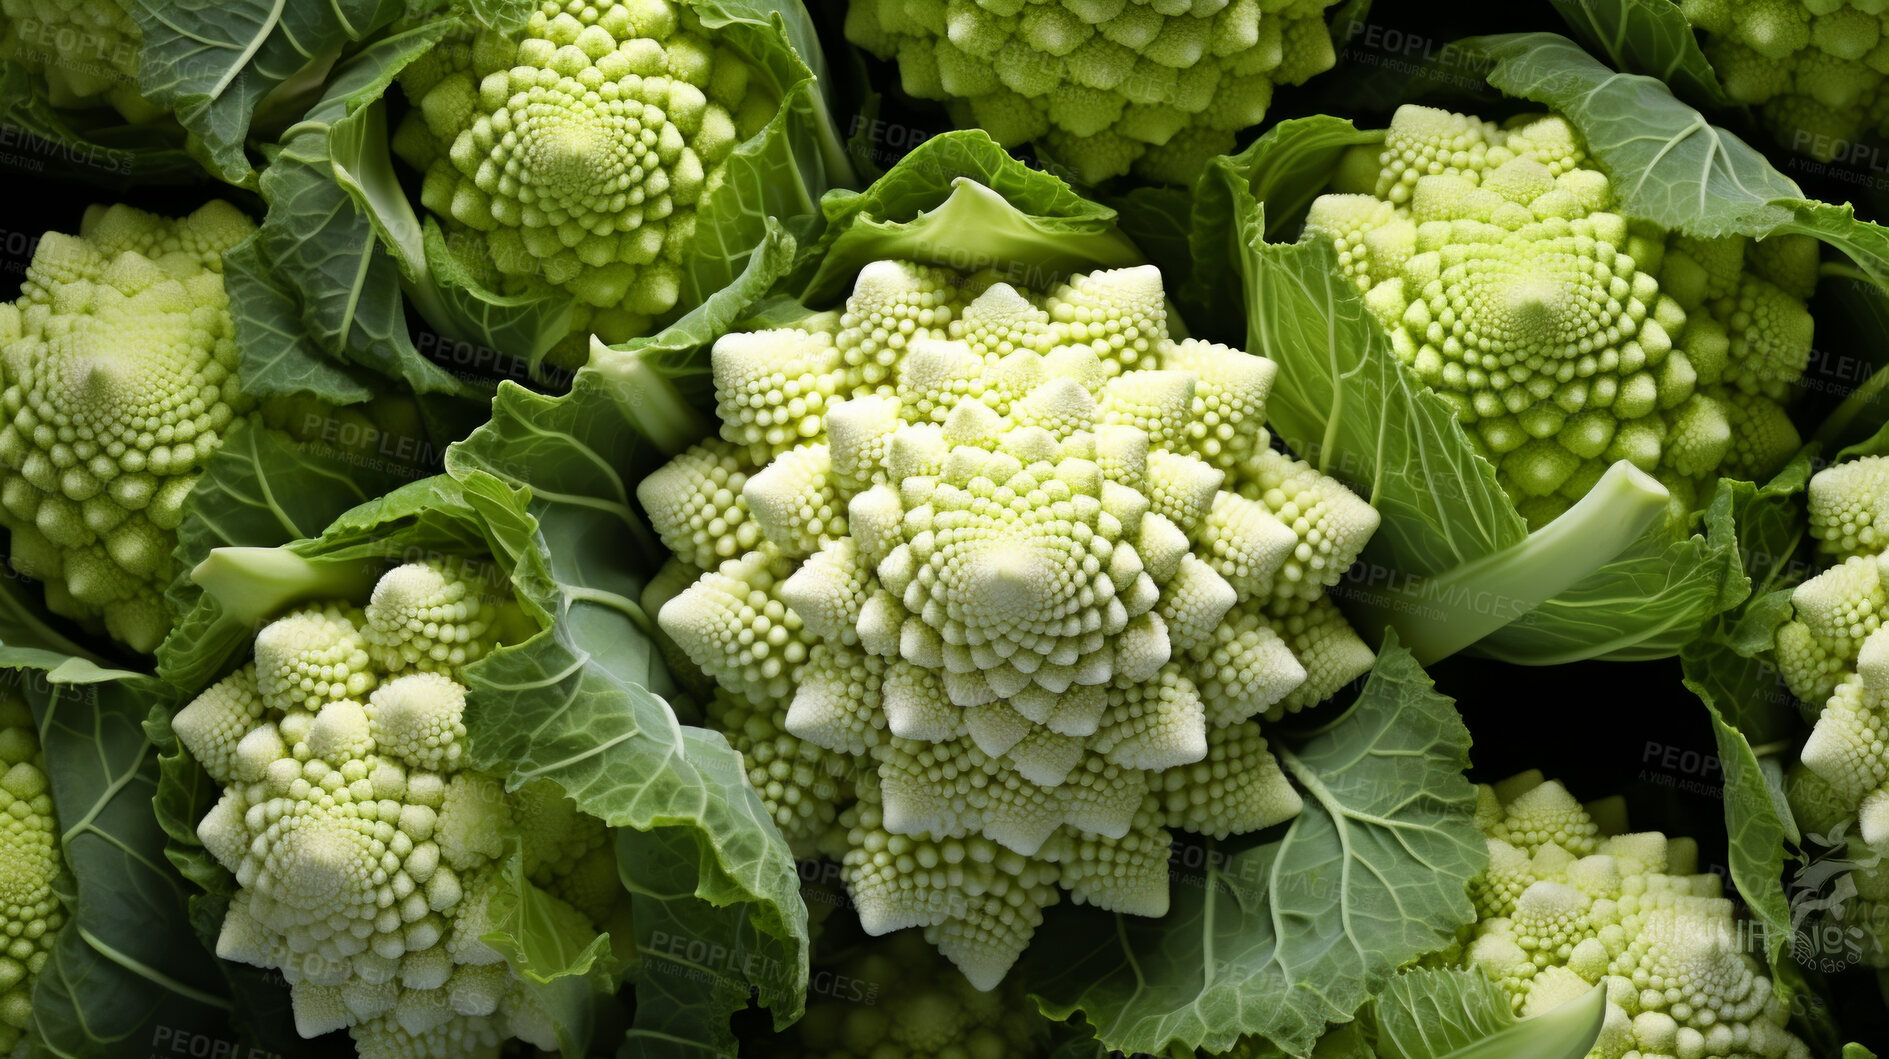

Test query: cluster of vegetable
[3,0,1889,1057]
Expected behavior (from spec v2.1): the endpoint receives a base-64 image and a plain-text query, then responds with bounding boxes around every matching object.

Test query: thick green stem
[1348,461,1670,665]
[586,338,714,457]
[191,548,382,625]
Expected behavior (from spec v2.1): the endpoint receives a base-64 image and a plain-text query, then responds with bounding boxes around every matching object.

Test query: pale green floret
[844,0,1344,184]
[394,0,778,366]
[0,694,63,1056]
[1682,0,1889,161]
[1776,460,1889,867]
[172,561,615,1059]
[1807,451,1889,561]
[639,258,1380,989]
[1305,106,1818,530]
[1453,775,1810,1059]
[0,0,160,123]
[791,930,1050,1059]
[0,201,257,653]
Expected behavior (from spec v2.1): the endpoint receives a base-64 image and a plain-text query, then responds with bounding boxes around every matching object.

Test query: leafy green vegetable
[238,0,852,389]
[1187,33,1889,664]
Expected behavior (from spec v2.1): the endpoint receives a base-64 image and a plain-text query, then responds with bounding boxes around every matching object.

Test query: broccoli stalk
[190,547,384,626]
[1350,461,1671,664]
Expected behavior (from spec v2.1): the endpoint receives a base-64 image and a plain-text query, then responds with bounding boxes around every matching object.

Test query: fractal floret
[640,257,1381,988]
[0,0,156,123]
[172,561,620,1059]
[1305,104,1818,528]
[789,931,1049,1059]
[0,693,62,1055]
[0,200,256,653]
[1680,0,1889,162]
[1776,455,1889,869]
[393,0,779,360]
[843,0,1343,184]
[1458,773,1810,1059]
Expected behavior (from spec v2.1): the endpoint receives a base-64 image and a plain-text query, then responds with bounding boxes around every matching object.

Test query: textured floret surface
[1682,0,1889,161]
[0,0,158,123]
[640,253,1380,988]
[1454,773,1809,1059]
[0,200,257,653]
[844,0,1344,184]
[394,0,781,362]
[0,694,62,1055]
[171,561,616,1059]
[1776,453,1889,962]
[1305,105,1817,530]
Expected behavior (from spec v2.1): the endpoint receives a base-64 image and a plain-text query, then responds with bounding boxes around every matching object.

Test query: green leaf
[1024,636,1485,1056]
[1367,968,1604,1059]
[1470,473,1749,664]
[1844,1045,1878,1059]
[27,675,268,1057]
[1209,122,1524,577]
[128,0,409,184]
[481,851,622,1057]
[420,220,576,380]
[1676,453,1815,968]
[1475,32,1799,236]
[446,377,811,1044]
[795,130,1144,306]
[672,0,853,310]
[1185,115,1384,337]
[223,235,378,403]
[1368,969,1514,1058]
[239,25,485,398]
[1547,0,1734,109]
[615,800,807,1058]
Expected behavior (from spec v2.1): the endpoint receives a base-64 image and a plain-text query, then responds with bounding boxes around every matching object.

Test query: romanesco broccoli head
[844,0,1344,185]
[1680,0,1889,161]
[1460,774,1810,1059]
[0,693,62,1055]
[639,257,1380,989]
[1305,105,1818,530]
[172,560,616,1059]
[789,931,1050,1059]
[1776,455,1889,874]
[0,200,256,654]
[0,0,157,123]
[393,0,779,363]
